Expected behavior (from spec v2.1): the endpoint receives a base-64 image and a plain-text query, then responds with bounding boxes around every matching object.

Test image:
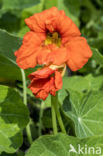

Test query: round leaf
[0,85,29,153]
[61,89,103,138]
[26,133,103,156]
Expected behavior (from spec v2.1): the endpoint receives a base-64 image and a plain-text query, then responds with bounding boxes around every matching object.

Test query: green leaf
[2,0,40,11]
[21,0,44,21]
[21,0,45,33]
[0,85,29,153]
[0,12,20,33]
[1,151,25,156]
[18,26,29,38]
[58,0,80,26]
[43,0,57,9]
[0,29,37,81]
[85,74,103,91]
[0,29,22,63]
[25,133,103,156]
[92,47,103,66]
[0,55,21,82]
[61,89,103,138]
[62,0,81,17]
[63,76,90,92]
[0,0,40,19]
[45,95,51,107]
[62,75,103,94]
[1,152,17,156]
[0,29,22,81]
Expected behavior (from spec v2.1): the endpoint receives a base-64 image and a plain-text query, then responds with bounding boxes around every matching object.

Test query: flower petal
[66,37,92,71]
[49,77,56,96]
[55,71,63,90]
[25,7,58,33]
[36,90,49,100]
[28,78,50,94]
[28,67,63,100]
[51,48,68,65]
[15,31,45,69]
[28,67,54,80]
[56,15,81,44]
[37,44,68,66]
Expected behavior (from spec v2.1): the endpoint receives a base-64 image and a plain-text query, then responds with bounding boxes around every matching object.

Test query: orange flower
[28,67,62,100]
[15,7,92,71]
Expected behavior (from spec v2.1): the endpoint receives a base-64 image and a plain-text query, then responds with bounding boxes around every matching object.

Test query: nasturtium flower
[15,7,92,71]
[28,67,62,100]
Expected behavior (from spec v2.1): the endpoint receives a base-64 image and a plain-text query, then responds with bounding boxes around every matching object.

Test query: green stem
[53,93,66,134]
[38,101,45,136]
[26,124,32,145]
[51,96,58,135]
[55,105,66,134]
[20,69,33,145]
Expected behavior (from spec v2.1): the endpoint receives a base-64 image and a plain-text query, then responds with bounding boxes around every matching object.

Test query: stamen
[44,32,61,47]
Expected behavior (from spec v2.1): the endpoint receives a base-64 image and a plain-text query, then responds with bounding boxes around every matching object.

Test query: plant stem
[38,101,45,136]
[20,69,33,145]
[53,93,66,134]
[26,124,33,145]
[51,96,58,135]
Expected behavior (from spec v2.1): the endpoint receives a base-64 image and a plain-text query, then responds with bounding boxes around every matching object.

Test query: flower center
[45,32,61,47]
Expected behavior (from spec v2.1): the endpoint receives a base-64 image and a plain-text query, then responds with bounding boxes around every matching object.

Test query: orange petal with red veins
[15,31,45,69]
[28,67,54,80]
[50,48,68,65]
[66,37,92,71]
[36,90,49,100]
[55,16,81,44]
[28,78,50,94]
[28,67,63,100]
[37,45,68,66]
[49,77,56,96]
[59,10,66,16]
[25,7,58,32]
[55,71,63,90]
